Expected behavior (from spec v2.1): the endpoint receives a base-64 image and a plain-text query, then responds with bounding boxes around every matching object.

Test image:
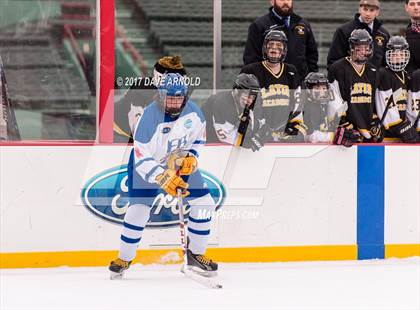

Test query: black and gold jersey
[328,57,377,138]
[375,67,410,132]
[240,61,300,132]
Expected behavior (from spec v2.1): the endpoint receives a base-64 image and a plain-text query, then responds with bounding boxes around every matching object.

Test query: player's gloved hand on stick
[242,128,265,152]
[370,118,384,143]
[333,125,361,147]
[167,153,198,175]
[284,121,307,142]
[155,169,189,197]
[284,121,307,136]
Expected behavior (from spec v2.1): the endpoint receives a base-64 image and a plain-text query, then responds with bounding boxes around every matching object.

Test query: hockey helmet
[303,72,333,103]
[262,30,288,64]
[232,73,260,108]
[385,36,410,72]
[348,29,373,65]
[157,73,188,117]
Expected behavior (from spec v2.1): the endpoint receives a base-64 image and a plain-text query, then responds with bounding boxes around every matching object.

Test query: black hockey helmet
[262,30,288,64]
[385,36,410,72]
[303,72,333,103]
[348,29,373,65]
[232,73,260,108]
[233,73,260,91]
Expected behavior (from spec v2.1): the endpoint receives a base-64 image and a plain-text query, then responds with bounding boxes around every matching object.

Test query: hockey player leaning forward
[328,29,380,144]
[375,36,418,143]
[299,72,344,144]
[109,73,218,279]
[202,72,265,151]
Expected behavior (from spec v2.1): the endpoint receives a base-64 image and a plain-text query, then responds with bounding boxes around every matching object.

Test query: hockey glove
[155,169,189,197]
[285,121,307,136]
[370,118,384,143]
[167,153,198,175]
[333,126,362,147]
[389,120,418,143]
[242,130,264,152]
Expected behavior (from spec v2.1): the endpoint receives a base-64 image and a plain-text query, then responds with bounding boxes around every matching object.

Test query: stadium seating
[0,0,96,139]
[117,0,409,89]
[0,29,92,109]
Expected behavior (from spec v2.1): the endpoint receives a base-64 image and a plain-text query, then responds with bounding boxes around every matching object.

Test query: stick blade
[184,268,223,289]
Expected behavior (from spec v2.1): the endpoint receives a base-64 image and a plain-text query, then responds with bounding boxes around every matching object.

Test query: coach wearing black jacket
[327,0,390,69]
[243,0,318,81]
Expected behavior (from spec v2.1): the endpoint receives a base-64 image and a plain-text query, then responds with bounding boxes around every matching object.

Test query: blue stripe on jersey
[121,235,141,244]
[123,222,144,231]
[193,140,206,145]
[188,227,210,235]
[145,164,164,182]
[188,149,199,158]
[357,146,385,260]
[135,157,154,169]
[188,216,212,223]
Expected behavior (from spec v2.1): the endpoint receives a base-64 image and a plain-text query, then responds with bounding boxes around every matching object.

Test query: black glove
[285,121,307,136]
[370,118,384,143]
[389,120,418,143]
[242,128,265,152]
[283,121,307,142]
[333,126,362,147]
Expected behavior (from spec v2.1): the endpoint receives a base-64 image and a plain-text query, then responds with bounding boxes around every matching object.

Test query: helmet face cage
[158,73,188,117]
[304,73,333,103]
[349,41,373,64]
[386,49,410,72]
[348,30,373,65]
[262,30,288,64]
[385,36,410,72]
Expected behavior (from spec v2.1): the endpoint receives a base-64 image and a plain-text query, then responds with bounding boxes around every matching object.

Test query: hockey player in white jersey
[407,69,420,140]
[109,73,218,278]
[375,36,418,143]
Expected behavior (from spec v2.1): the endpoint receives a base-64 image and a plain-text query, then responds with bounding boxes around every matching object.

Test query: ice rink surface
[1,258,419,310]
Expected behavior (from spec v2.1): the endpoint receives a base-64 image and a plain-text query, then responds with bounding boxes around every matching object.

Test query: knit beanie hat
[154,55,187,75]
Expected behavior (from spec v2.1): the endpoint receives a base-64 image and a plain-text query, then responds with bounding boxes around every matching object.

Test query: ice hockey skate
[181,249,218,278]
[109,258,131,280]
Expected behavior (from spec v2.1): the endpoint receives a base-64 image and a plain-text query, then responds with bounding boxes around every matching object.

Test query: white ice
[1,258,419,310]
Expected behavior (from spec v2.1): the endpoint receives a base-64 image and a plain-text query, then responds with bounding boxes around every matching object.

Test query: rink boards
[0,144,419,268]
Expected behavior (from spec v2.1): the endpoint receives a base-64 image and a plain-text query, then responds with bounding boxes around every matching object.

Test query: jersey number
[216,129,227,140]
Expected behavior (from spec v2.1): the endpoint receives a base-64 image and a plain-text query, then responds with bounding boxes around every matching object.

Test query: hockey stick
[378,88,402,128]
[221,92,259,190]
[177,187,222,289]
[234,90,258,146]
[0,56,20,140]
[371,88,403,141]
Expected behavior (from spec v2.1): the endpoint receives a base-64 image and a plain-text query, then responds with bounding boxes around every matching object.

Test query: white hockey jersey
[132,100,206,183]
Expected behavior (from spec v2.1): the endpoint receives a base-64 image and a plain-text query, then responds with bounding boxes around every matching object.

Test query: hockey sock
[187,193,216,255]
[118,203,150,262]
